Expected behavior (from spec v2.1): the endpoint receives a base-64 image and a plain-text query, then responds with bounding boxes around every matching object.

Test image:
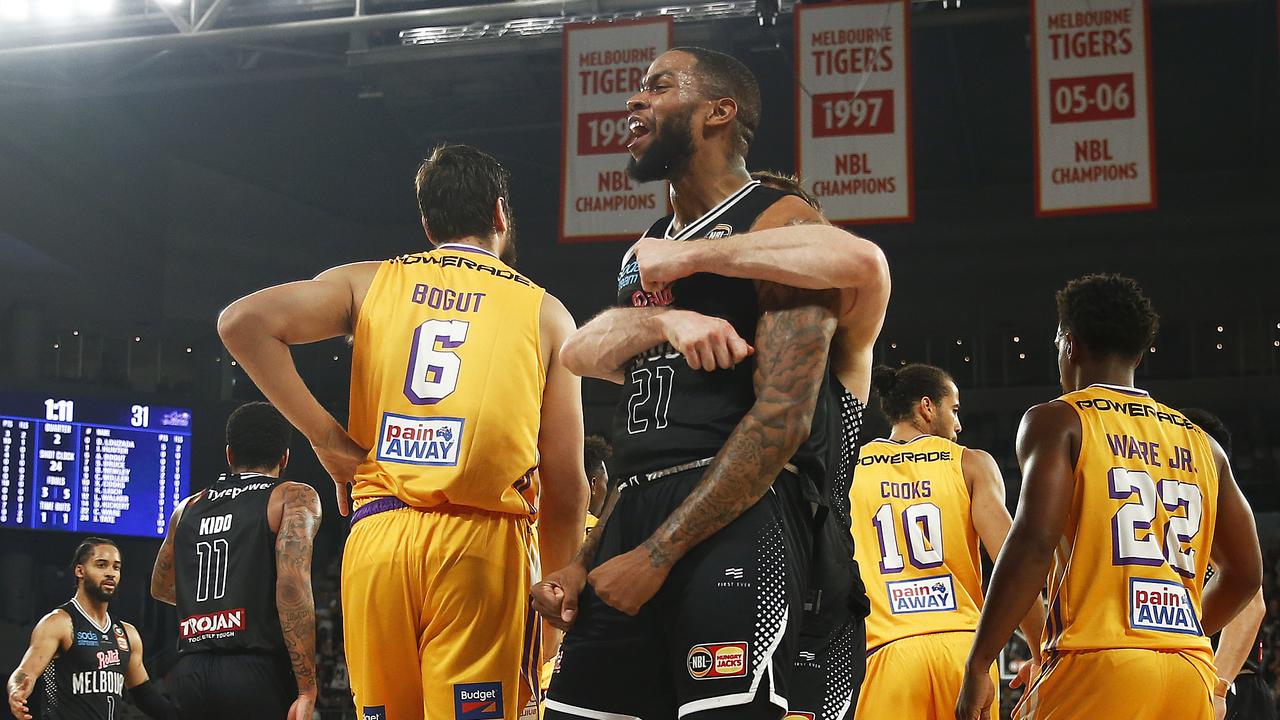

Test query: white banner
[1033,0,1156,215]
[795,0,912,225]
[560,18,672,243]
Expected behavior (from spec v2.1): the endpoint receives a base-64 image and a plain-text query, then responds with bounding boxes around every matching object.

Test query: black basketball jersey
[174,472,286,656]
[610,181,831,485]
[34,600,130,720]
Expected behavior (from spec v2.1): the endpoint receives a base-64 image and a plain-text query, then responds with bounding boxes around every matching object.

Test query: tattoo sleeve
[643,281,838,566]
[151,529,177,606]
[275,484,321,696]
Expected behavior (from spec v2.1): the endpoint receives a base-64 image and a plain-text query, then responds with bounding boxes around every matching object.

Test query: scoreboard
[0,393,192,538]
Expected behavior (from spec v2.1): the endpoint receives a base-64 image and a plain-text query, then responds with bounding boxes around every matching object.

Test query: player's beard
[627,106,696,183]
[500,210,519,268]
[83,577,115,603]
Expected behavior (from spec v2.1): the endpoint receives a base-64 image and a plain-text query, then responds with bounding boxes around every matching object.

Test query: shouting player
[151,402,322,720]
[538,47,886,720]
[7,538,176,720]
[956,274,1263,720]
[852,364,1044,719]
[218,144,586,720]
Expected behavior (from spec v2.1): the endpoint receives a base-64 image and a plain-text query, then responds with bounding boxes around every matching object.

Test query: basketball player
[740,168,883,720]
[150,402,321,720]
[956,274,1263,720]
[7,538,176,720]
[536,47,885,719]
[217,144,587,720]
[1179,409,1272,720]
[584,435,613,528]
[851,364,1045,720]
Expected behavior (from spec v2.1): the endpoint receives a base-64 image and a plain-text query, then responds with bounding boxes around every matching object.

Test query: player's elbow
[835,235,889,291]
[558,333,591,377]
[216,299,257,349]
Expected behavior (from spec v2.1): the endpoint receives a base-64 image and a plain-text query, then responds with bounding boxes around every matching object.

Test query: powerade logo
[453,682,503,720]
[361,706,385,720]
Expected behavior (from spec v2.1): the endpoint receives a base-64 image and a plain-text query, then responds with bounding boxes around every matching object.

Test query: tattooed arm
[588,281,839,614]
[634,195,888,292]
[272,482,322,719]
[150,495,195,605]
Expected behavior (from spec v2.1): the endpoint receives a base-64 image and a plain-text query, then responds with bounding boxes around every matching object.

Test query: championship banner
[560,17,672,243]
[1032,0,1156,216]
[795,0,912,224]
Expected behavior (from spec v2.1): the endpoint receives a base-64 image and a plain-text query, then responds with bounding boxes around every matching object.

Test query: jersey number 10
[872,502,944,574]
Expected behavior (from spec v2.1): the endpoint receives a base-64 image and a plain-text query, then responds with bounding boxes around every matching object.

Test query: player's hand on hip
[532,562,589,632]
[660,310,753,372]
[955,667,994,720]
[286,689,317,720]
[9,688,32,720]
[587,545,670,616]
[1008,659,1038,690]
[634,237,694,292]
[311,428,368,517]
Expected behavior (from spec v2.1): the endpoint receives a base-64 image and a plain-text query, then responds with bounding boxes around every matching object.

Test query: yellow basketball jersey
[1043,384,1218,657]
[347,243,547,518]
[851,435,984,651]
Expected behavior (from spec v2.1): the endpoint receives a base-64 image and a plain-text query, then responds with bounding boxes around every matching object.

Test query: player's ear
[494,197,510,236]
[918,395,934,422]
[225,445,234,469]
[278,449,290,472]
[705,96,737,130]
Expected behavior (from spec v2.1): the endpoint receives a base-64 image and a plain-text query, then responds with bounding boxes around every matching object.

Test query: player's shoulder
[35,607,74,636]
[273,480,321,506]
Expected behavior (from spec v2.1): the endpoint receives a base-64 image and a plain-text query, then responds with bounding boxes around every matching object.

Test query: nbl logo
[686,642,748,680]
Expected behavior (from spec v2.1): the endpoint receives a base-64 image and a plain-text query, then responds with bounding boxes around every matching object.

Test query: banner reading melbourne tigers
[560,18,672,243]
[1032,0,1156,215]
[795,0,913,224]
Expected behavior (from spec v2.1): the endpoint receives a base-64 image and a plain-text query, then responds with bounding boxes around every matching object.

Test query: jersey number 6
[404,319,470,405]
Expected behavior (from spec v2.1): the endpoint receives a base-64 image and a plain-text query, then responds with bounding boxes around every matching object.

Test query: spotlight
[890,342,897,349]
[134,336,141,342]
[1216,325,1224,333]
[185,347,192,353]
[0,0,29,21]
[1013,336,1021,343]
[1149,347,1156,353]
[53,343,60,349]
[38,0,73,19]
[1018,353,1025,360]
[755,0,778,28]
[1215,343,1223,350]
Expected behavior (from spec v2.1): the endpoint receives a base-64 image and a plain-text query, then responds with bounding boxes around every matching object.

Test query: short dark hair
[1055,274,1159,361]
[870,364,954,424]
[415,144,511,244]
[226,402,292,471]
[71,537,118,578]
[672,47,761,155]
[1181,408,1232,457]
[750,170,821,210]
[584,435,612,483]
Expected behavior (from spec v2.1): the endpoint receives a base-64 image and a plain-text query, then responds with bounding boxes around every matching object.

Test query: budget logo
[687,642,748,680]
[454,681,503,720]
[1129,578,1202,636]
[361,706,386,720]
[377,413,464,467]
[886,574,957,614]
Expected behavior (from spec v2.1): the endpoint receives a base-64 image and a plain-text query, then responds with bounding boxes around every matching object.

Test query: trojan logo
[687,642,748,680]
[453,682,504,720]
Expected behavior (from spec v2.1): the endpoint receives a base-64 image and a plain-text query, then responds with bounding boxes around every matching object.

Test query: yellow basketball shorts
[854,631,996,720]
[342,502,540,720]
[1014,648,1215,720]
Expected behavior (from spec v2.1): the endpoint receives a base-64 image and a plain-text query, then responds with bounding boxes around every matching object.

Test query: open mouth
[627,115,652,150]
